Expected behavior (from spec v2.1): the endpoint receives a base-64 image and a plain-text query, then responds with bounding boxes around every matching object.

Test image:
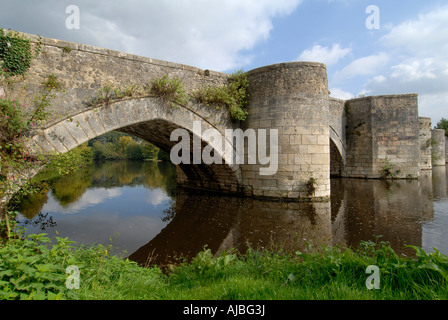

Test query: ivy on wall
[0,28,41,78]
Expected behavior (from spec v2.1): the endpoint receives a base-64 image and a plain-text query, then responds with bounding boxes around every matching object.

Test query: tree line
[88,131,169,161]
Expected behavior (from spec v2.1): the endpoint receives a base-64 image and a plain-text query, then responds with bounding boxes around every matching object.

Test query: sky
[1,0,447,124]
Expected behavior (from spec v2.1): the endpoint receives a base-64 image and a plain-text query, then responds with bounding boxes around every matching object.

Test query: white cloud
[44,188,122,214]
[0,0,302,72]
[390,59,437,81]
[361,5,448,122]
[146,189,170,206]
[418,93,448,125]
[380,6,448,58]
[297,43,351,66]
[333,52,389,81]
[330,88,354,100]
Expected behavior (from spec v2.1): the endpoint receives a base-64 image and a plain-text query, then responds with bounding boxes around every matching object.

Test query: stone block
[63,118,90,145]
[302,135,318,145]
[83,112,106,137]
[43,128,69,153]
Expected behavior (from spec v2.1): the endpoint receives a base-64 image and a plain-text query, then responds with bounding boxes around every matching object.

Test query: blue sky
[1,0,447,123]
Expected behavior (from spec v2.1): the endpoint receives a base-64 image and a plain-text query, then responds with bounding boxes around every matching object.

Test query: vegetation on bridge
[0,28,41,78]
[0,30,72,240]
[87,70,249,121]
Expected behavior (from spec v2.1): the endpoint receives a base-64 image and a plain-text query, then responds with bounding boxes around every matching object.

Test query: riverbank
[1,232,447,300]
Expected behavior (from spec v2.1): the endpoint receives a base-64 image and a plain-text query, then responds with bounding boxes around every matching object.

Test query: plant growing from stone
[380,157,401,179]
[88,83,144,106]
[193,70,249,121]
[149,75,188,108]
[88,71,250,121]
[305,178,316,196]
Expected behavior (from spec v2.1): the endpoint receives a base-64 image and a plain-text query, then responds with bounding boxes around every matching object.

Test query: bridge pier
[432,129,447,166]
[344,94,420,179]
[241,62,331,201]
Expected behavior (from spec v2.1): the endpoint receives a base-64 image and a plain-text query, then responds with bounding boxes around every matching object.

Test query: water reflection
[130,167,448,266]
[16,161,448,266]
[129,191,332,267]
[423,166,448,253]
[433,166,447,200]
[16,161,177,255]
[330,177,434,256]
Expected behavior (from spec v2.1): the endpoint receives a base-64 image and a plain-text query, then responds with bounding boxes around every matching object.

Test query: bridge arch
[330,138,345,177]
[26,97,245,195]
[329,127,346,177]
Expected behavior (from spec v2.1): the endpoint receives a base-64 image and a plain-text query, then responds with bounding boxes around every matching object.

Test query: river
[16,160,448,267]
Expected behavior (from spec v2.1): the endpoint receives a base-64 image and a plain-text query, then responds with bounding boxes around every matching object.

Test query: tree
[141,142,159,161]
[435,118,448,137]
[117,136,134,154]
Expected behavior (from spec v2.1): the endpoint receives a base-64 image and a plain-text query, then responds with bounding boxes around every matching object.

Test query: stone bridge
[3,32,446,202]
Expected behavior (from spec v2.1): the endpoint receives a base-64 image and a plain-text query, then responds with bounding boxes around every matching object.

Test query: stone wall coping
[346,93,418,102]
[14,30,229,79]
[247,61,327,76]
[329,96,346,103]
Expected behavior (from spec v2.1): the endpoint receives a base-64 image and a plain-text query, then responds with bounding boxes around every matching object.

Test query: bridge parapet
[4,32,229,128]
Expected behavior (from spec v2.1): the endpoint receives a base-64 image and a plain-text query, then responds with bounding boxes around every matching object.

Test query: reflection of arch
[129,189,332,268]
[27,97,244,195]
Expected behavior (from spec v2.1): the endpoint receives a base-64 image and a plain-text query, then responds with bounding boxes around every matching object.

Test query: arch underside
[27,98,244,195]
[330,137,345,177]
[118,120,244,194]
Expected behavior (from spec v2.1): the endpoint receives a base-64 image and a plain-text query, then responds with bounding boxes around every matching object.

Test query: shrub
[0,233,76,299]
[0,98,29,144]
[194,70,249,121]
[149,75,188,108]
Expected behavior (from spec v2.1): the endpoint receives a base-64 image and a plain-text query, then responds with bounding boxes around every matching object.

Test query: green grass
[1,232,447,300]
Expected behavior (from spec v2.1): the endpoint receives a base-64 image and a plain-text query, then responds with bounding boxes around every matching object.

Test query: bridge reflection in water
[129,166,447,267]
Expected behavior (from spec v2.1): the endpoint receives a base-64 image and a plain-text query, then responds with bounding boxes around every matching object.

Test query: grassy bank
[1,232,447,300]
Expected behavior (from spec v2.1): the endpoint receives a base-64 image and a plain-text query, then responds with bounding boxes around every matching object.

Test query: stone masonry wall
[432,129,446,166]
[344,98,373,178]
[344,95,420,179]
[419,117,432,170]
[446,139,448,163]
[329,97,346,176]
[243,62,330,200]
[372,94,420,178]
[3,32,229,129]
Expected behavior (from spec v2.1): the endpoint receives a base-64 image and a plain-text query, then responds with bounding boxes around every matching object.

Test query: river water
[16,160,448,266]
